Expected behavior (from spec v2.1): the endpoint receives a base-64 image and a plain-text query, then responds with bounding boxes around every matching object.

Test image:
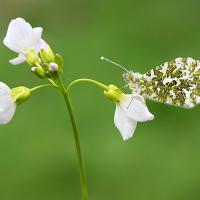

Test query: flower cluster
[0,17,154,141]
[0,18,64,125]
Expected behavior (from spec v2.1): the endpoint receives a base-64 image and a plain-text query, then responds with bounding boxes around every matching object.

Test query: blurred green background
[0,0,200,199]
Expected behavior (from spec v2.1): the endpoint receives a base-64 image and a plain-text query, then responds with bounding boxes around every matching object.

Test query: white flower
[114,94,154,141]
[0,82,16,124]
[3,17,48,65]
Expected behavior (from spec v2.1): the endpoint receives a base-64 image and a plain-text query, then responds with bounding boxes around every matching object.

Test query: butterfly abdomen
[140,57,200,108]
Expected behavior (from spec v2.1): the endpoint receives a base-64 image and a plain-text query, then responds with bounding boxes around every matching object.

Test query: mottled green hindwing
[140,57,200,108]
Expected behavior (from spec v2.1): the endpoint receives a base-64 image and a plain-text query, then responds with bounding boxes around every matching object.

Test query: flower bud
[40,47,55,63]
[104,84,124,103]
[49,62,59,72]
[31,66,46,78]
[25,49,41,66]
[54,54,63,69]
[11,87,31,105]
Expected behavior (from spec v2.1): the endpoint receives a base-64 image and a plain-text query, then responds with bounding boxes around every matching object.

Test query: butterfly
[101,57,200,108]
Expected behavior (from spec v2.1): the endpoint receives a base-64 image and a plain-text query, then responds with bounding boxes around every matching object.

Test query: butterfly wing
[140,57,200,108]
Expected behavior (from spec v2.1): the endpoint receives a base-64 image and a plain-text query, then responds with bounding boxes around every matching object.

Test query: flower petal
[33,27,45,51]
[9,54,25,65]
[39,39,49,50]
[33,27,43,39]
[0,82,10,95]
[3,18,42,53]
[121,94,154,122]
[0,83,16,124]
[0,97,16,124]
[114,104,137,141]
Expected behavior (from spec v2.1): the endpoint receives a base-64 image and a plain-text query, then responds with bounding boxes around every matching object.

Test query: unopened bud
[40,47,55,63]
[49,62,59,72]
[31,66,46,78]
[54,54,63,69]
[11,87,31,105]
[31,67,36,72]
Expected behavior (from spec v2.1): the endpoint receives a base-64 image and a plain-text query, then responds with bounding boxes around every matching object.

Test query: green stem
[30,84,57,92]
[58,78,108,199]
[31,78,109,199]
[66,78,109,93]
[60,84,89,200]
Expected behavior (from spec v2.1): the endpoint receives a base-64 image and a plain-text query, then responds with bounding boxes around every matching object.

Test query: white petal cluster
[114,94,154,141]
[0,82,16,124]
[3,17,48,65]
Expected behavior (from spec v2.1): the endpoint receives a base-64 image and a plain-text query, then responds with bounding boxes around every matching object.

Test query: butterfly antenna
[100,56,129,72]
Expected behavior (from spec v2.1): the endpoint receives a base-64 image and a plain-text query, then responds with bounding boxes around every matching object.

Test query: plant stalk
[61,86,89,200]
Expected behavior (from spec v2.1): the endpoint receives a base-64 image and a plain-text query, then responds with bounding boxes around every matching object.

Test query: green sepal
[32,66,47,79]
[25,49,41,66]
[104,84,124,103]
[54,54,63,73]
[42,63,50,72]
[11,87,31,105]
[40,47,55,63]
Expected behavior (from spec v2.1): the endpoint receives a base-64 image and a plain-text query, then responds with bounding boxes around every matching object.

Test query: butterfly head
[123,71,142,93]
